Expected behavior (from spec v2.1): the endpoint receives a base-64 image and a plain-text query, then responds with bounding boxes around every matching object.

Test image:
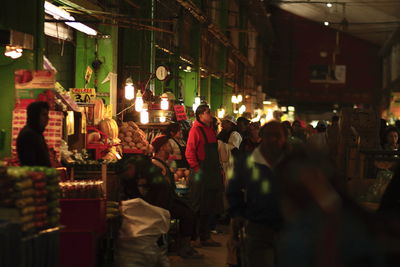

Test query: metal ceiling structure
[269,0,400,45]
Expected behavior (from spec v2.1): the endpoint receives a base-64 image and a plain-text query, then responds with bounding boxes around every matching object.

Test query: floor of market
[170,228,229,267]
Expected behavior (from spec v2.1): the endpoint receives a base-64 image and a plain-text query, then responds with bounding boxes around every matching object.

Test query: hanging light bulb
[124,77,134,100]
[238,104,246,114]
[140,103,149,124]
[135,90,144,112]
[160,93,169,110]
[195,96,201,105]
[237,94,243,103]
[326,2,333,8]
[4,45,23,59]
[193,96,201,112]
[217,107,225,119]
[231,95,237,104]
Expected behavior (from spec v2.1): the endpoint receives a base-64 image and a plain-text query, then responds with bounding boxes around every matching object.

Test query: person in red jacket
[186,104,224,247]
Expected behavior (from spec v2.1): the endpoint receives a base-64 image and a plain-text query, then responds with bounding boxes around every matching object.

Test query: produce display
[0,166,60,234]
[59,180,104,199]
[119,121,153,153]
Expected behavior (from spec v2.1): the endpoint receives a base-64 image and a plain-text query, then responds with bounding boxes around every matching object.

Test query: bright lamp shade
[125,84,134,100]
[135,97,143,112]
[217,108,225,119]
[161,98,169,110]
[140,110,149,124]
[231,95,237,104]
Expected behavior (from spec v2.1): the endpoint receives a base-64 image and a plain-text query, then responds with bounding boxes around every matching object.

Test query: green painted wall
[181,71,198,108]
[74,25,117,104]
[210,77,223,111]
[0,49,36,158]
[223,85,234,115]
[0,0,44,158]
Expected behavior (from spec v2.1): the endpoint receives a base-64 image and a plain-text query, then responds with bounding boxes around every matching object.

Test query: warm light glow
[193,96,201,112]
[217,108,225,119]
[288,106,295,112]
[140,110,149,124]
[260,118,266,125]
[326,2,333,8]
[263,101,272,105]
[159,116,166,123]
[237,94,243,103]
[140,104,149,124]
[135,91,143,112]
[195,96,201,105]
[238,105,246,114]
[281,106,287,112]
[4,46,23,59]
[324,21,330,26]
[160,93,169,110]
[231,95,237,104]
[44,1,97,36]
[266,108,274,122]
[251,109,262,122]
[124,77,134,100]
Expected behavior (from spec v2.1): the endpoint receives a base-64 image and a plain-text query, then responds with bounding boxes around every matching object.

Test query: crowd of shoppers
[112,104,400,267]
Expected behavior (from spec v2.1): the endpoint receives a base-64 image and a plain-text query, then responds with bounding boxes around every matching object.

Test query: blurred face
[199,108,212,125]
[39,108,49,129]
[238,121,249,132]
[161,142,173,155]
[249,124,260,139]
[222,120,234,131]
[292,121,301,130]
[173,129,182,139]
[387,131,398,146]
[261,123,287,156]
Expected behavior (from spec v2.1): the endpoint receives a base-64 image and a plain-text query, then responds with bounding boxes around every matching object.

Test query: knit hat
[151,135,170,153]
[222,115,237,125]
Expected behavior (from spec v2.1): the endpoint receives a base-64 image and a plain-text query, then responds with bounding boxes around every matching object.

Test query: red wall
[269,7,381,104]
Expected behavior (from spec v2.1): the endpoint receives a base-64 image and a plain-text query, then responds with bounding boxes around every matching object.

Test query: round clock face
[156,66,169,81]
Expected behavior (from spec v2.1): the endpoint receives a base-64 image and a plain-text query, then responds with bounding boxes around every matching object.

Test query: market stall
[5,67,194,266]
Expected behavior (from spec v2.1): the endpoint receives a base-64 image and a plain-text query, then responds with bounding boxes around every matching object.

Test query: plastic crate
[60,198,106,233]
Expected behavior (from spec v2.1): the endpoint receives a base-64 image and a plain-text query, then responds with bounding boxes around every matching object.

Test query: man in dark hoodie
[17,101,51,167]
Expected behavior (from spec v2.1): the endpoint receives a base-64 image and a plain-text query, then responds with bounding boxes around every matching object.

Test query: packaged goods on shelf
[0,166,60,234]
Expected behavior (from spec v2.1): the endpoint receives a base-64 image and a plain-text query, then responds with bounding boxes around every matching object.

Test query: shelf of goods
[59,163,113,267]
[119,121,172,153]
[0,166,61,267]
[119,121,152,154]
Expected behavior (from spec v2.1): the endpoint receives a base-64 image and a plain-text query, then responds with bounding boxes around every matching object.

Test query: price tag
[70,88,96,103]
[174,105,187,121]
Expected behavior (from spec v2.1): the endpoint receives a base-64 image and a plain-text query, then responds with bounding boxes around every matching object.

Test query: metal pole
[149,0,156,93]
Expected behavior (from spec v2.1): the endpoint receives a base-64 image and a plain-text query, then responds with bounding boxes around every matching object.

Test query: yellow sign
[85,66,93,84]
[70,88,96,103]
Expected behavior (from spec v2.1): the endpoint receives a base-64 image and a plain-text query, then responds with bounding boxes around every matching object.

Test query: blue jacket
[227,147,283,230]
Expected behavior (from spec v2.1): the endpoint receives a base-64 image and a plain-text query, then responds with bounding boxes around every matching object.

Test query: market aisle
[170,228,229,267]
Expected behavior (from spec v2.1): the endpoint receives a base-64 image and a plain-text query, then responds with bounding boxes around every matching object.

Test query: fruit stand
[0,165,61,267]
